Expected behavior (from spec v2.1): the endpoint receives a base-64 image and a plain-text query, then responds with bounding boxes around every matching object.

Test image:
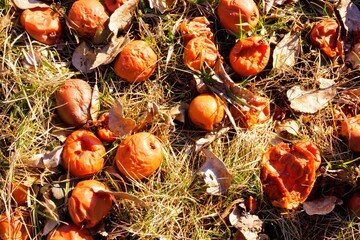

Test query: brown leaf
[90,84,100,121]
[28,146,63,168]
[72,42,96,73]
[42,219,59,236]
[108,0,139,36]
[275,118,300,138]
[200,148,232,195]
[90,35,129,70]
[108,99,136,136]
[195,127,231,153]
[287,82,336,113]
[303,196,343,215]
[337,0,360,33]
[12,0,49,9]
[22,49,42,69]
[229,204,263,240]
[148,0,177,13]
[346,42,360,69]
[169,102,189,123]
[272,31,300,71]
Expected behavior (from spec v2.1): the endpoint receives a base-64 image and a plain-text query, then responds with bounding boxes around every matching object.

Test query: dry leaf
[22,49,42,69]
[346,42,360,69]
[287,80,336,113]
[28,146,63,168]
[200,148,232,195]
[337,0,360,33]
[133,102,159,133]
[303,196,343,215]
[195,127,230,152]
[275,118,300,137]
[90,84,100,121]
[108,0,139,36]
[42,219,58,236]
[92,188,147,208]
[108,99,136,136]
[229,205,263,240]
[169,102,189,123]
[272,31,300,71]
[148,0,177,13]
[91,35,129,69]
[12,0,49,9]
[72,42,96,73]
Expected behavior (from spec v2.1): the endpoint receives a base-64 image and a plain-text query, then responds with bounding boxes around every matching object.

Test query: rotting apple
[217,0,259,35]
[341,115,360,152]
[183,36,218,71]
[55,79,92,128]
[229,36,270,77]
[62,129,106,177]
[180,16,213,44]
[113,40,157,83]
[47,223,94,240]
[20,7,62,45]
[68,0,109,37]
[230,95,270,129]
[310,19,341,58]
[68,180,112,228]
[261,141,321,209]
[115,132,164,180]
[348,191,360,217]
[0,210,30,240]
[96,112,118,142]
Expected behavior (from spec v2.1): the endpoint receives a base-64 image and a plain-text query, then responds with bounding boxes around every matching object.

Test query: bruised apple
[68,180,112,228]
[341,115,360,152]
[55,79,92,128]
[62,129,106,177]
[310,19,341,58]
[20,8,62,45]
[261,141,321,209]
[180,16,213,44]
[183,36,218,71]
[229,36,270,76]
[47,223,94,240]
[217,0,259,35]
[230,95,270,129]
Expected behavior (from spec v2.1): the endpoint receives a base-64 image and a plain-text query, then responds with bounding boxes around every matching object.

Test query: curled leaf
[51,184,66,200]
[263,0,299,14]
[275,118,300,138]
[169,102,189,123]
[108,0,139,35]
[108,99,136,136]
[200,148,232,195]
[28,146,63,168]
[12,0,49,10]
[90,84,100,121]
[303,196,343,215]
[272,31,300,71]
